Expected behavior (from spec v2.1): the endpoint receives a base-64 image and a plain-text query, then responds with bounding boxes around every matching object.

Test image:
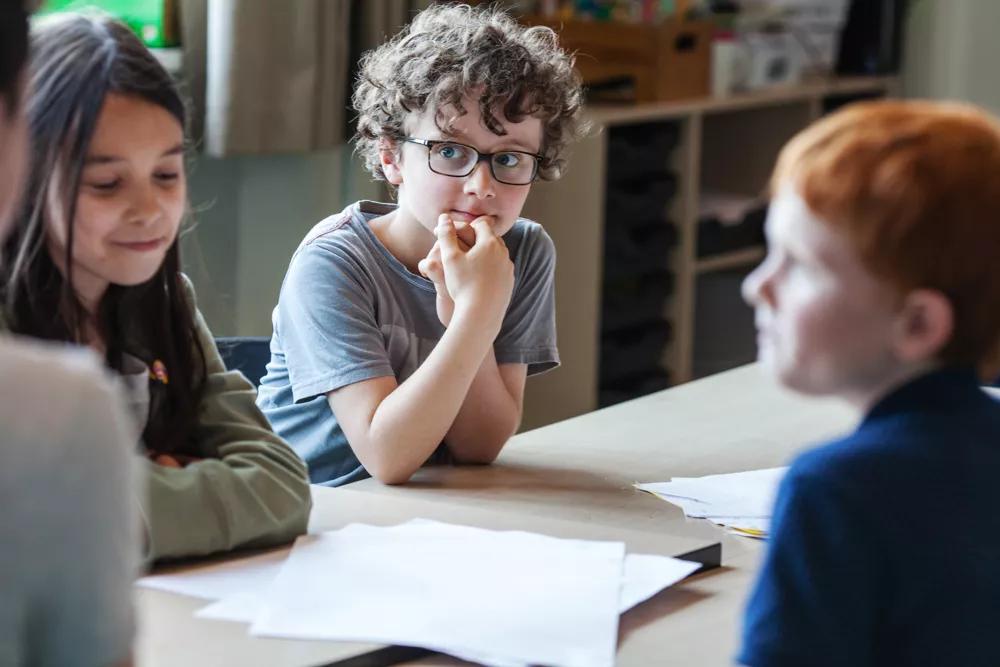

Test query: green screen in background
[37,0,177,47]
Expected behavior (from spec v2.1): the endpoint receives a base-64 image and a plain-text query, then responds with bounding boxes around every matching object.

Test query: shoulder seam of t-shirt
[301,208,355,248]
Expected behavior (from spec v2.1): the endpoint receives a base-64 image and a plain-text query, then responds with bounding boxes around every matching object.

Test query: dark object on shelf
[585,76,638,104]
[692,267,757,379]
[608,123,681,183]
[602,271,674,333]
[697,204,767,258]
[600,321,672,385]
[600,120,680,391]
[603,222,678,281]
[823,91,884,114]
[836,0,910,76]
[605,175,679,222]
[599,367,672,407]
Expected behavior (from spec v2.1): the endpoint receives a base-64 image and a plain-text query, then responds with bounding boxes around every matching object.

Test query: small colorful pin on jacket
[149,359,169,385]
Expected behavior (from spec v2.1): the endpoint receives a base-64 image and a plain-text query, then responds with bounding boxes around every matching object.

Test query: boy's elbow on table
[366,456,422,486]
[450,447,503,466]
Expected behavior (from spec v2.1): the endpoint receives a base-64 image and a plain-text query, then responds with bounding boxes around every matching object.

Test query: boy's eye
[155,172,180,183]
[494,152,521,169]
[436,143,470,161]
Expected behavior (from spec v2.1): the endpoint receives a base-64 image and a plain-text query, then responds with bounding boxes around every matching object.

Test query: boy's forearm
[445,351,522,463]
[364,306,501,483]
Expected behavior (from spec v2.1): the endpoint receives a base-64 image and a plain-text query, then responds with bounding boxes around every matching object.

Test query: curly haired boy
[258,4,586,485]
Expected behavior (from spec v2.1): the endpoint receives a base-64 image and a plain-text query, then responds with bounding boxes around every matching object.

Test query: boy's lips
[449,209,494,223]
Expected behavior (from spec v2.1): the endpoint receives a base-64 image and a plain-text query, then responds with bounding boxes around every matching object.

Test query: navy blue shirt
[740,369,1000,667]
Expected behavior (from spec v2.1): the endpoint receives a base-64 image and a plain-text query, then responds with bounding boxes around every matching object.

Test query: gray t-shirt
[0,336,138,667]
[257,200,559,486]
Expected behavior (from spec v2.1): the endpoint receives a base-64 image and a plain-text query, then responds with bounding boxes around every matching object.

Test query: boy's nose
[742,261,771,307]
[463,161,496,199]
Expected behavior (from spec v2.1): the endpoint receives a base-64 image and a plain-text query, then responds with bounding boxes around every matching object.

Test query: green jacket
[2,276,312,562]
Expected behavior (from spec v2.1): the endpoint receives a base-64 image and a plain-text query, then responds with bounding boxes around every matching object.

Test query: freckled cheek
[776,291,835,358]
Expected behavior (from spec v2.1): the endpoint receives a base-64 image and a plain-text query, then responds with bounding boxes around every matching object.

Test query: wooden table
[136,364,856,666]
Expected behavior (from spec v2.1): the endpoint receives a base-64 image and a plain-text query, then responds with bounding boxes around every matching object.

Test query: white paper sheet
[637,467,788,537]
[638,467,787,518]
[195,549,700,624]
[195,592,264,622]
[314,520,699,615]
[248,521,624,667]
[619,554,701,611]
[137,548,287,600]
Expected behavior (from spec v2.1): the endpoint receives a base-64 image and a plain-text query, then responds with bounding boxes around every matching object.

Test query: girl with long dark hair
[1,13,311,561]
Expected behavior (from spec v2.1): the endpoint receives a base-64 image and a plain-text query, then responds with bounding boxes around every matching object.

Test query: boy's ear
[378,138,403,186]
[892,289,954,363]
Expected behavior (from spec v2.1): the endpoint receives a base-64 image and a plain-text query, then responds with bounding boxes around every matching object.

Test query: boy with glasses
[257,4,585,485]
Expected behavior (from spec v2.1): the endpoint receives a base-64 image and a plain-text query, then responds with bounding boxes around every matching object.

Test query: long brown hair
[0,14,206,455]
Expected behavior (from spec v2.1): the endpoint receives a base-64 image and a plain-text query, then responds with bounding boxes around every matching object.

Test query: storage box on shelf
[520,15,712,103]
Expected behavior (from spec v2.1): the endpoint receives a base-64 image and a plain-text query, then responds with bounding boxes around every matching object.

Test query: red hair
[772,100,1000,369]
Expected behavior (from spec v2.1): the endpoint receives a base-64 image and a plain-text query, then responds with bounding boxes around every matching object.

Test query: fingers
[154,454,182,468]
[419,243,446,286]
[438,213,474,251]
[453,220,476,250]
[470,217,499,244]
[417,241,436,277]
[418,258,444,284]
[435,218,462,257]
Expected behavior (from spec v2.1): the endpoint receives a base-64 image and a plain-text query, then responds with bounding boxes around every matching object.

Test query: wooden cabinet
[519,76,898,430]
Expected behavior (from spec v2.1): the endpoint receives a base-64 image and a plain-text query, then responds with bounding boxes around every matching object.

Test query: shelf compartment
[695,246,766,275]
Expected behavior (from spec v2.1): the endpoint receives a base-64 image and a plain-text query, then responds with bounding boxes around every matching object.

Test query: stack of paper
[138,519,700,667]
[636,467,788,538]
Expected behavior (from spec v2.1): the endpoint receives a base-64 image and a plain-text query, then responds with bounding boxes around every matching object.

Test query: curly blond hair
[352,3,586,182]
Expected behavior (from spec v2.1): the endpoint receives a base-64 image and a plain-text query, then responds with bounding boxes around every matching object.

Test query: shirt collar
[862,367,986,425]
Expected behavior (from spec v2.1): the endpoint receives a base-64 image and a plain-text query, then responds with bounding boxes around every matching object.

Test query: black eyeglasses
[402,137,542,186]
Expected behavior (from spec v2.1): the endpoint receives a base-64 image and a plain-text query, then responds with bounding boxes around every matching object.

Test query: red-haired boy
[740,100,1000,667]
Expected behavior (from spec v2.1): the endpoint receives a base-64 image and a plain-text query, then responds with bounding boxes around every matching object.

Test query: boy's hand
[451,217,478,248]
[148,452,204,468]
[418,243,455,325]
[435,216,514,333]
[418,215,475,326]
